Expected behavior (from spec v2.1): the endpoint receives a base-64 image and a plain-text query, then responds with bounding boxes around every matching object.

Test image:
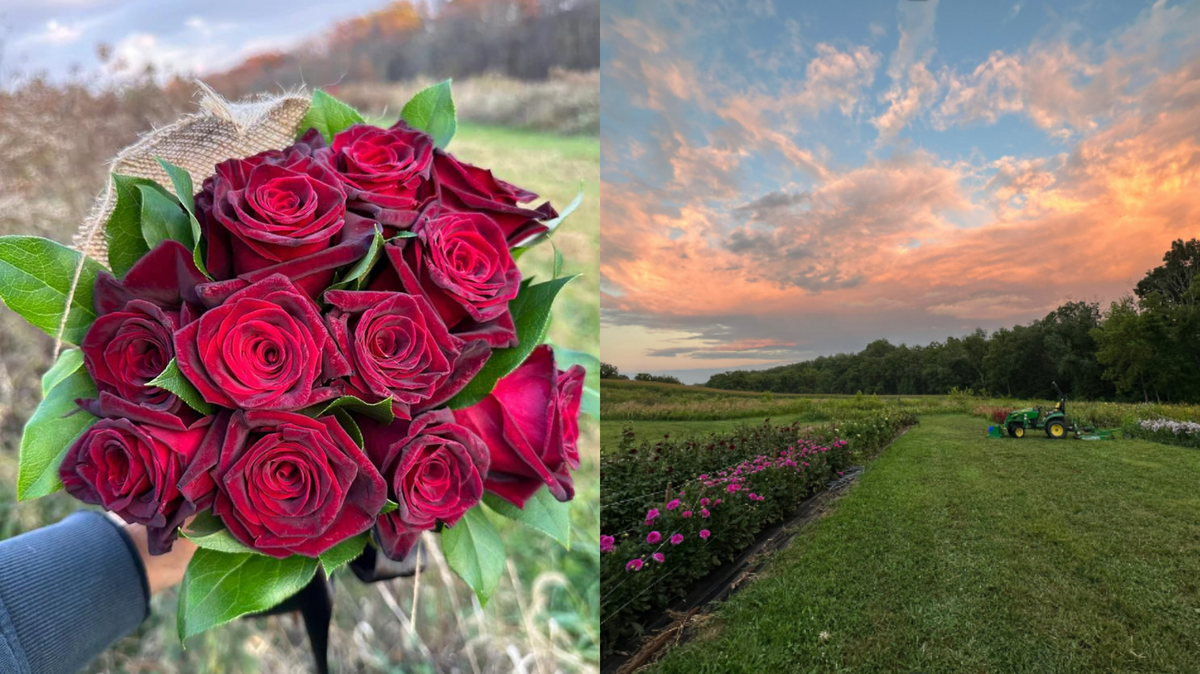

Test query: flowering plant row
[1128,418,1200,449]
[0,84,588,640]
[598,410,916,651]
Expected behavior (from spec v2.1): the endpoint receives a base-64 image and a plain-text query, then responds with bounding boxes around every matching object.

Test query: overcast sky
[0,0,394,83]
[601,0,1200,382]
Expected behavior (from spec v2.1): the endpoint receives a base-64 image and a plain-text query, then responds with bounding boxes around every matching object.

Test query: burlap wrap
[73,82,312,260]
[58,82,312,352]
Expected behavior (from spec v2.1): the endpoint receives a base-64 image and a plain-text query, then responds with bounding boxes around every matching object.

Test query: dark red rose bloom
[359,409,489,561]
[211,410,386,558]
[60,414,221,554]
[82,299,183,413]
[372,211,520,347]
[453,345,584,507]
[93,240,207,316]
[196,144,348,282]
[324,290,490,418]
[175,274,350,411]
[433,150,557,245]
[318,122,435,231]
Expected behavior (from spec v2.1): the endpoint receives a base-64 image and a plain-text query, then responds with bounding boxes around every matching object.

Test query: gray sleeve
[0,511,150,674]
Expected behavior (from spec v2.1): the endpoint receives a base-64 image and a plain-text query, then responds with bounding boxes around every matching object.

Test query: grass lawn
[647,415,1200,674]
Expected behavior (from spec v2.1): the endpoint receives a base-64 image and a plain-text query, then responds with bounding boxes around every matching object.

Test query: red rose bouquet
[0,83,587,643]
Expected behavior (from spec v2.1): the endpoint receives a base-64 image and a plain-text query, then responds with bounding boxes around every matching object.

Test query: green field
[646,415,1200,673]
[0,119,600,673]
[600,380,1200,453]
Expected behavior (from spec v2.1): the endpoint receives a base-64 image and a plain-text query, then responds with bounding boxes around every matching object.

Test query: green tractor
[998,381,1073,439]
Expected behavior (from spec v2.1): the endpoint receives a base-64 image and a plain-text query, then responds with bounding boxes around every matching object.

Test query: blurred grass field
[0,85,599,674]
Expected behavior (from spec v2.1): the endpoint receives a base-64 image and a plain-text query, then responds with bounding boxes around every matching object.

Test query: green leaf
[41,348,84,396]
[182,512,260,555]
[139,184,192,250]
[551,346,599,418]
[332,408,364,447]
[0,235,107,345]
[106,174,154,278]
[400,80,456,148]
[18,369,97,500]
[155,158,210,280]
[300,89,366,144]
[327,226,383,291]
[155,158,196,214]
[382,499,399,515]
[441,505,504,605]
[148,358,215,415]
[447,275,577,408]
[310,395,395,424]
[484,489,570,550]
[177,547,319,641]
[319,532,369,575]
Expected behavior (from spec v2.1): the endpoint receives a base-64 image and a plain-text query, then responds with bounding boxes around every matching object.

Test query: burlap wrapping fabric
[58,82,312,352]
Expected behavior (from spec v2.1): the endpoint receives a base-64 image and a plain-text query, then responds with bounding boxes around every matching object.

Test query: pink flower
[666,499,680,510]
[646,531,662,544]
[652,552,665,563]
[645,508,660,521]
[699,529,711,540]
[600,535,614,553]
[670,534,684,545]
[626,558,643,571]
[681,510,693,518]
[700,508,711,518]
[748,493,758,500]
[714,499,722,505]
[727,484,740,493]
[700,497,710,506]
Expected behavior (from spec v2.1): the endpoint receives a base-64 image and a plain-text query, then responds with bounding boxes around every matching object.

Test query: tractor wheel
[1046,420,1067,439]
[1009,424,1025,438]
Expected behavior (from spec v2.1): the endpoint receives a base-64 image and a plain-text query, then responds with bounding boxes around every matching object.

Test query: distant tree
[633,373,681,384]
[600,362,621,379]
[1135,238,1200,306]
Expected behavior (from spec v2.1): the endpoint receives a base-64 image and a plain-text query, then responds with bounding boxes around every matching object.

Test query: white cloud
[29,19,85,45]
[872,0,941,141]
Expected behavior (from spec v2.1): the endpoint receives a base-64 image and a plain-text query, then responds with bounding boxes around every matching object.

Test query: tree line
[624,239,1200,403]
[199,0,599,99]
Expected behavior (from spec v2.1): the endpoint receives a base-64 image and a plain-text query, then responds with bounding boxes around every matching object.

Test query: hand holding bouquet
[0,82,586,640]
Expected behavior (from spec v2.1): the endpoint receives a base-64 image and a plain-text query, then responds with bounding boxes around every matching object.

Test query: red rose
[197,144,348,282]
[318,122,435,231]
[212,410,386,558]
[175,274,350,410]
[60,414,220,554]
[92,240,208,315]
[195,212,377,302]
[324,290,490,418]
[82,299,182,413]
[433,150,557,245]
[453,345,584,507]
[359,409,489,560]
[373,211,520,347]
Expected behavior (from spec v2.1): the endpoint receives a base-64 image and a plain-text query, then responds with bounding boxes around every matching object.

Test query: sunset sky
[601,0,1200,382]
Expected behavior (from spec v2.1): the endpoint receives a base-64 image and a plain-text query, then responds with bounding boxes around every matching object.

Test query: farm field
[0,105,600,673]
[645,415,1200,673]
[599,380,1200,453]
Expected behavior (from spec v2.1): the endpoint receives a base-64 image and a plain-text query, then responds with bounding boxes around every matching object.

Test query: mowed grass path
[649,415,1200,674]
